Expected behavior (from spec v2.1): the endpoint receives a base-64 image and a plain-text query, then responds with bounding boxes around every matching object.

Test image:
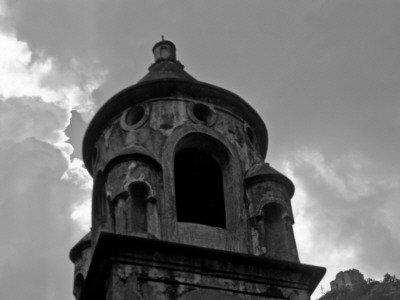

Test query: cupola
[138,38,196,82]
[152,37,176,62]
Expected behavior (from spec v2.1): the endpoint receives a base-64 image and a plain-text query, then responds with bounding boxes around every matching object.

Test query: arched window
[128,181,150,233]
[174,148,226,228]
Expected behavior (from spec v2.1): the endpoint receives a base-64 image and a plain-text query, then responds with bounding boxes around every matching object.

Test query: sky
[0,0,399,299]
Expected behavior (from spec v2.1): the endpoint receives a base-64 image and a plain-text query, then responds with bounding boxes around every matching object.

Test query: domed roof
[138,60,196,82]
[138,39,196,82]
[82,39,268,175]
[245,163,295,198]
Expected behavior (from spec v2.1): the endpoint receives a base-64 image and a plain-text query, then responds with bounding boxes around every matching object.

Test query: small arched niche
[174,133,228,229]
[127,181,152,233]
[263,202,291,259]
[104,153,162,238]
[73,273,85,299]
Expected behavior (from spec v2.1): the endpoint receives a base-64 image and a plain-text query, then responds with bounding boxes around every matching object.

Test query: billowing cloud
[279,147,400,295]
[0,28,107,118]
[0,139,87,300]
[63,158,92,231]
[0,97,69,144]
[0,10,103,299]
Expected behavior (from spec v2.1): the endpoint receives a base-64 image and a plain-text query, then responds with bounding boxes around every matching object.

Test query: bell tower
[70,39,325,300]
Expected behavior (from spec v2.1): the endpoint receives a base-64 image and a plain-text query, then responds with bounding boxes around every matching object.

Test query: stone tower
[70,40,325,300]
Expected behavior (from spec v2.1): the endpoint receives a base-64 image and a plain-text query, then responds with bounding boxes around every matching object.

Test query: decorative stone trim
[244,123,256,146]
[161,124,247,252]
[120,103,150,131]
[92,145,99,169]
[187,102,217,126]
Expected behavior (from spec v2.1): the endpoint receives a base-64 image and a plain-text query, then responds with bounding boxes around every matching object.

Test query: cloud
[279,147,400,297]
[64,110,88,160]
[62,158,92,231]
[0,27,103,224]
[0,28,106,115]
[4,0,151,107]
[292,148,396,201]
[0,97,69,144]
[0,22,102,300]
[0,33,50,97]
[0,139,88,300]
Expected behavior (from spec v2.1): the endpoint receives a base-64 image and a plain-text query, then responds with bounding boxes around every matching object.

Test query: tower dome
[82,39,268,177]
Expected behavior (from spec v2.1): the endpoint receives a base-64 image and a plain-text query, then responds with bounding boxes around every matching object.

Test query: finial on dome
[152,38,176,62]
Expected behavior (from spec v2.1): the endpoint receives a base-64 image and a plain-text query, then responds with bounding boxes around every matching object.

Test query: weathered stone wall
[102,251,311,300]
[92,99,262,175]
[90,98,263,253]
[86,97,300,262]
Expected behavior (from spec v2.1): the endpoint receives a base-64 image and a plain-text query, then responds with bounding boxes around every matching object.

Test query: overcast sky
[0,1,399,299]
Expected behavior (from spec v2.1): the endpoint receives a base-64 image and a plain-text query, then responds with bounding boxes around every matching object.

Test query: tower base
[79,233,325,300]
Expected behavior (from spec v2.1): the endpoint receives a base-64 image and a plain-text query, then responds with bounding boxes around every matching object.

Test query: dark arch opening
[175,148,226,228]
[127,181,148,233]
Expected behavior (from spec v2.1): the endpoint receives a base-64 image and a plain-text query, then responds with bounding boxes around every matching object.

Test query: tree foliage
[318,271,400,300]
